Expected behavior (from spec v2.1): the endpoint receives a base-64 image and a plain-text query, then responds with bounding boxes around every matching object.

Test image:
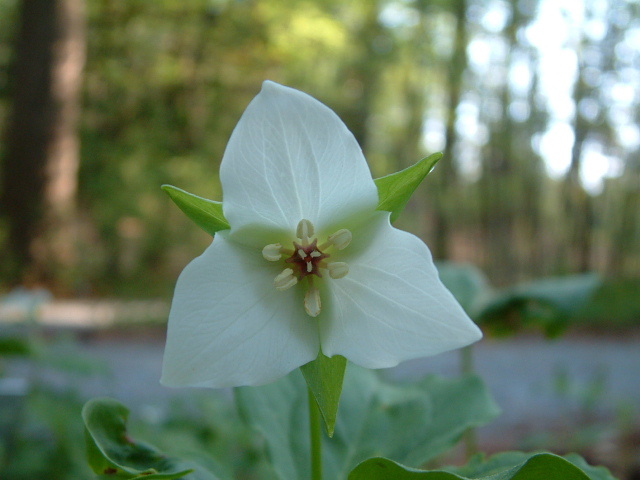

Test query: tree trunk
[1,0,86,286]
[562,51,593,273]
[432,0,467,260]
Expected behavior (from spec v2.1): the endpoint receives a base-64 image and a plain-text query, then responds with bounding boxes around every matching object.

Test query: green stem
[460,344,474,376]
[460,345,478,458]
[308,388,323,480]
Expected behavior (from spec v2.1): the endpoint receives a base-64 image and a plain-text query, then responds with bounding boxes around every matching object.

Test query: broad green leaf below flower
[348,452,614,480]
[300,352,347,437]
[375,153,442,222]
[82,397,217,480]
[236,367,500,480]
[162,185,229,236]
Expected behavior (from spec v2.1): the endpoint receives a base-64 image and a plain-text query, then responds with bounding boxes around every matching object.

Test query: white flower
[161,81,482,388]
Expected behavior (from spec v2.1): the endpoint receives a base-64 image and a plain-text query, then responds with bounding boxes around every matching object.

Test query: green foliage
[300,352,346,438]
[82,398,216,480]
[576,277,640,328]
[162,185,229,236]
[437,263,602,337]
[236,367,500,480]
[0,336,30,357]
[475,274,601,337]
[375,153,442,222]
[0,385,93,480]
[348,452,616,480]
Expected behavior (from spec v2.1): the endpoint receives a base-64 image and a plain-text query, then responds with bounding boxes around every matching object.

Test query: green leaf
[452,451,616,480]
[300,352,346,437]
[476,274,601,337]
[0,337,31,357]
[82,397,218,480]
[236,367,499,480]
[375,153,442,222]
[162,185,230,236]
[349,451,616,480]
[236,372,310,480]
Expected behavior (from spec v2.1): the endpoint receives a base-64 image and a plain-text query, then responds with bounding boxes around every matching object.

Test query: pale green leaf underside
[300,352,347,437]
[348,452,614,480]
[162,185,230,236]
[375,153,442,222]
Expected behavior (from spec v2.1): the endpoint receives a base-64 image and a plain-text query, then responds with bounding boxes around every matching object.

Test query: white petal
[320,213,482,368]
[220,81,378,243]
[161,233,319,388]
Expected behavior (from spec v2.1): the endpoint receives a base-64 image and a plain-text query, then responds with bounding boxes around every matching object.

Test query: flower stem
[308,387,323,480]
[460,345,478,458]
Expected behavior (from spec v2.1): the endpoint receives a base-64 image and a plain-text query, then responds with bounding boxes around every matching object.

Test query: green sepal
[374,153,442,222]
[300,352,347,437]
[348,451,615,480]
[82,397,201,479]
[162,185,230,236]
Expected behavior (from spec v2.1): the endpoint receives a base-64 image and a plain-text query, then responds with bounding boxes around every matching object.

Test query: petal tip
[261,79,286,95]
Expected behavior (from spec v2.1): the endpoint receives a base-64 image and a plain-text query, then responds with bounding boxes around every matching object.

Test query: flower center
[285,239,329,279]
[261,219,352,317]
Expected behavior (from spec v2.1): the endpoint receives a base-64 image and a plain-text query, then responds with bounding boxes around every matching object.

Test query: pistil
[263,219,352,317]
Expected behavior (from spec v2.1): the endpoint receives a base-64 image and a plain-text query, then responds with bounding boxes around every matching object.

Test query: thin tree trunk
[432,0,467,260]
[479,1,520,284]
[562,54,593,273]
[1,0,86,286]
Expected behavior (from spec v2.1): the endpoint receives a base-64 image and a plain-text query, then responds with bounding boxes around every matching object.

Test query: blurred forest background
[0,0,639,298]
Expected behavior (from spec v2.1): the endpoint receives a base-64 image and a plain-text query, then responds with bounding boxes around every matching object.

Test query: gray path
[7,330,640,446]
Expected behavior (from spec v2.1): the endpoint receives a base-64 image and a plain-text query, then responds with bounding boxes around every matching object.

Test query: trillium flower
[161,81,481,388]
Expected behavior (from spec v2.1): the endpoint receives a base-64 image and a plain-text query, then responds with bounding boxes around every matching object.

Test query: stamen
[262,243,283,261]
[296,219,314,243]
[304,286,322,317]
[310,251,322,258]
[274,268,297,291]
[327,229,352,250]
[327,262,349,279]
[306,261,313,273]
[298,249,306,259]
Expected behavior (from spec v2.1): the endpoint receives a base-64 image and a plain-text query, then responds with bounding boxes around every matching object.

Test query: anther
[296,219,314,243]
[327,262,349,279]
[327,229,352,250]
[274,268,297,291]
[304,286,322,317]
[262,243,283,261]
